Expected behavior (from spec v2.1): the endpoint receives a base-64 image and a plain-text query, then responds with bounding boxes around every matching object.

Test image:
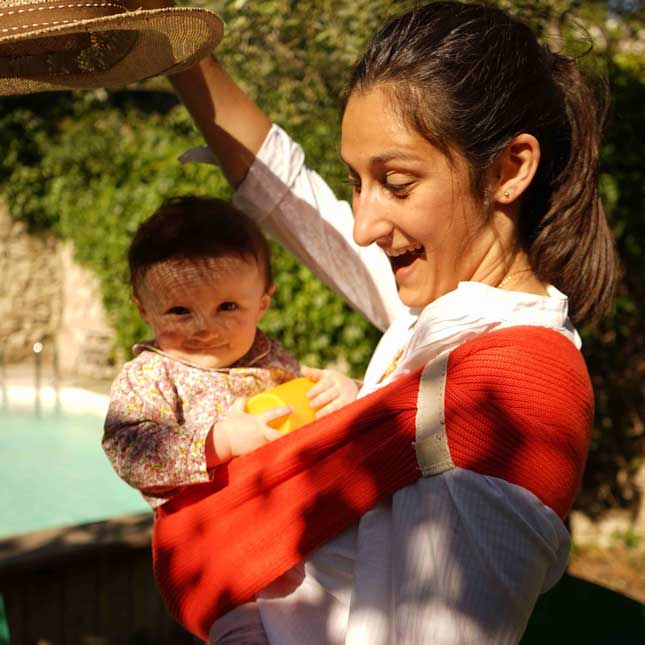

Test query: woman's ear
[492,133,541,205]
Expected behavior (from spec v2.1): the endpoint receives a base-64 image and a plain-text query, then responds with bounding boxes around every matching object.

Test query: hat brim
[0,7,224,95]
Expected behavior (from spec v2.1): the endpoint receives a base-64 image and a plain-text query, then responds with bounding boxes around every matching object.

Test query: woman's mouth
[386,244,424,271]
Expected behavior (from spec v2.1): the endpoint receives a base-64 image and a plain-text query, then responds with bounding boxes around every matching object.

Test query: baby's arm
[301,366,360,418]
[104,356,292,493]
[103,361,209,496]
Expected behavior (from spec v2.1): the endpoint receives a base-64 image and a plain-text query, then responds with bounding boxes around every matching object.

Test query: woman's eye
[166,306,190,316]
[384,181,414,195]
[219,302,238,312]
[344,177,362,193]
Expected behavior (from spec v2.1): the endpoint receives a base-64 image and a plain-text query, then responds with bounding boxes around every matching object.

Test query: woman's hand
[207,398,291,465]
[302,366,360,418]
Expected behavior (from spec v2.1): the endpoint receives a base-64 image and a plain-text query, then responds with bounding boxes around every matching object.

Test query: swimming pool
[0,386,150,538]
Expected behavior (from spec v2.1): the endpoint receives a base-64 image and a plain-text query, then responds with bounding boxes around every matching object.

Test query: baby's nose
[193,315,221,337]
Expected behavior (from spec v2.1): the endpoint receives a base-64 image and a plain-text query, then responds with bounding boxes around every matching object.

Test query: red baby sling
[153,326,594,640]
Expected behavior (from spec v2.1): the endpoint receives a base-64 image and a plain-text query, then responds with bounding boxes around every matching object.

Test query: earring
[503,191,510,198]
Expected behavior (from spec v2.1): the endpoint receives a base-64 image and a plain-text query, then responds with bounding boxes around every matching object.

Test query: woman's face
[341,86,495,308]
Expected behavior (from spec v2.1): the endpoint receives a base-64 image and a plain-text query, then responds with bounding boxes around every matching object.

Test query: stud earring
[503,191,510,198]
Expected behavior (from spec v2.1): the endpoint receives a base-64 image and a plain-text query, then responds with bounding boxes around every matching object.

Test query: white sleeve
[216,125,406,331]
[256,471,569,645]
[348,471,570,644]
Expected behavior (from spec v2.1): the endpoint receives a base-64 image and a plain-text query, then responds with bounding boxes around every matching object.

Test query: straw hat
[0,0,223,94]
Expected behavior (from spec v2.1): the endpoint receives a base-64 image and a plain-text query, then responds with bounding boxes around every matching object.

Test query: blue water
[0,409,150,538]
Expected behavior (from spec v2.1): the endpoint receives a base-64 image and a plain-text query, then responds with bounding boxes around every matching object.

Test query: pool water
[0,409,150,538]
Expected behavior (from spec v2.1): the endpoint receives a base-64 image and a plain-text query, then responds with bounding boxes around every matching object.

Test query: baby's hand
[212,398,292,462]
[301,366,359,418]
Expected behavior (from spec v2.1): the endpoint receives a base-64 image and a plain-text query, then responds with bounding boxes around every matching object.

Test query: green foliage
[0,0,642,511]
[0,89,231,356]
[577,56,645,516]
[612,529,643,550]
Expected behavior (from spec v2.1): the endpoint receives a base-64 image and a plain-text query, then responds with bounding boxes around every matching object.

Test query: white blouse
[186,125,575,644]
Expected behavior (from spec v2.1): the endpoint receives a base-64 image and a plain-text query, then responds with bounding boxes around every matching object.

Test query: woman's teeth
[386,244,423,258]
[386,244,423,269]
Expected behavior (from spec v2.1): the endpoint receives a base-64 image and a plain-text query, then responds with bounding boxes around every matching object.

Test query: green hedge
[0,89,381,376]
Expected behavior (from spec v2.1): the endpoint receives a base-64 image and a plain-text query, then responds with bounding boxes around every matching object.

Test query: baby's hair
[128,196,272,295]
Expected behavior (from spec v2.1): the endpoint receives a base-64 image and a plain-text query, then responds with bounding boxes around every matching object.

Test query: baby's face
[134,256,272,369]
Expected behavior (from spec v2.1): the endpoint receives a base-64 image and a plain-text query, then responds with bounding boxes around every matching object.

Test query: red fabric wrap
[444,326,593,519]
[152,326,593,640]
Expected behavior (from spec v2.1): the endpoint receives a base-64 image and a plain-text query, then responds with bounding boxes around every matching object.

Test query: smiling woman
[116,1,618,643]
[341,85,508,308]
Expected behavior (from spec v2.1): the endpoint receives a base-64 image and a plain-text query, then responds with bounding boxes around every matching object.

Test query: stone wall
[0,203,116,380]
[56,241,118,380]
[0,205,62,363]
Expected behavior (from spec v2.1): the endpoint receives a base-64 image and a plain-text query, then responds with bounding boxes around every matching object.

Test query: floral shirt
[103,330,300,508]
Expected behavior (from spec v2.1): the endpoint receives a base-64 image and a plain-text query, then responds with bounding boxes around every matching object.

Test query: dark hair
[345,1,618,326]
[128,196,272,294]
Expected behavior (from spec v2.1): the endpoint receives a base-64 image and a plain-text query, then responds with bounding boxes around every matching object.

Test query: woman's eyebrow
[370,151,424,165]
[339,150,424,169]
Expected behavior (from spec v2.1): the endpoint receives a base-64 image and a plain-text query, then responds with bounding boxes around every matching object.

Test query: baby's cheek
[156,325,185,346]
[157,315,191,334]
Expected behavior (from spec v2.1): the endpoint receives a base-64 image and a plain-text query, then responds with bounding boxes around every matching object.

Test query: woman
[131,1,617,642]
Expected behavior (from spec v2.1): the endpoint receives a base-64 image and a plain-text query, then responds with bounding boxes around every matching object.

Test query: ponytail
[528,54,619,327]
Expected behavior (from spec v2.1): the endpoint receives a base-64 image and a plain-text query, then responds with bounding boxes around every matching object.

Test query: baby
[102,195,358,643]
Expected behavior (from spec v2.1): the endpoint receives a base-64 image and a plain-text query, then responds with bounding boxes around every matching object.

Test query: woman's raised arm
[124,0,270,188]
[124,0,404,330]
[169,55,271,188]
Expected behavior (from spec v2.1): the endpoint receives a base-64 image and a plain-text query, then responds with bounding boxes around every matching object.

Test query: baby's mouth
[386,244,424,270]
[186,342,226,351]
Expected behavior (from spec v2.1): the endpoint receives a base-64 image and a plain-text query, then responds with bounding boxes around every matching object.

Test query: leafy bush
[0,87,380,375]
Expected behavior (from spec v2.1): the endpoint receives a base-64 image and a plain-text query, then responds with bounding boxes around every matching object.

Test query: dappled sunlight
[153,366,421,639]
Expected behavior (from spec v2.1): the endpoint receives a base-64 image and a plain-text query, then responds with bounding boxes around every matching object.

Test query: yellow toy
[246,377,317,433]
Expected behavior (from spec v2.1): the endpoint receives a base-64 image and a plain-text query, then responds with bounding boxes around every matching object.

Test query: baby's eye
[166,306,190,316]
[218,302,239,312]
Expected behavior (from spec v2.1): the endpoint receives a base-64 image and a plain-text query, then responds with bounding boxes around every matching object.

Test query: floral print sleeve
[102,352,212,503]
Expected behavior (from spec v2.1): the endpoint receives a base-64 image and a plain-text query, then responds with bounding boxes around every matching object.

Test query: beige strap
[414,351,454,475]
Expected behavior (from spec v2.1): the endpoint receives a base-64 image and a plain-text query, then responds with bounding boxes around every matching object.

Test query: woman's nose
[352,194,392,248]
